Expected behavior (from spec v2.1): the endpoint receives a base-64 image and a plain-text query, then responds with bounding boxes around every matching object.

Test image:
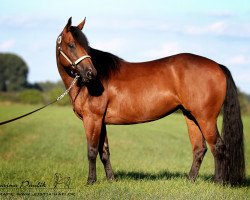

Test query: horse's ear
[64,17,72,32]
[77,17,86,30]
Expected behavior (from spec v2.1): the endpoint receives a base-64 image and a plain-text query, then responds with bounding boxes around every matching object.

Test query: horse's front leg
[83,117,102,184]
[99,124,115,181]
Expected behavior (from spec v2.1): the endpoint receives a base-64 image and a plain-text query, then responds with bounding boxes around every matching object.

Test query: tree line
[0,53,250,112]
[0,53,28,91]
[0,53,69,105]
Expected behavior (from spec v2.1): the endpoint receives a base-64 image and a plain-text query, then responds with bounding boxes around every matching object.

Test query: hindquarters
[175,55,228,183]
[176,54,227,118]
[176,55,245,185]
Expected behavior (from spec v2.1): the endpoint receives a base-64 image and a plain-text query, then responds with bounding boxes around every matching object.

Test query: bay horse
[56,17,245,185]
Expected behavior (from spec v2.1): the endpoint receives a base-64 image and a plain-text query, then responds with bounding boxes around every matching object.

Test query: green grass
[0,103,249,199]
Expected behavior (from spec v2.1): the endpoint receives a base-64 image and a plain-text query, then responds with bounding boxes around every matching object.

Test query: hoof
[186,173,196,182]
[214,177,224,185]
[87,179,96,185]
[107,177,117,183]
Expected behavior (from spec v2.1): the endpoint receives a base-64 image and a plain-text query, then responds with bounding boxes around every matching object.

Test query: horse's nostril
[86,70,93,79]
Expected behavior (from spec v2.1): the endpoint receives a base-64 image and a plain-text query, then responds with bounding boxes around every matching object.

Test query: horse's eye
[68,43,75,49]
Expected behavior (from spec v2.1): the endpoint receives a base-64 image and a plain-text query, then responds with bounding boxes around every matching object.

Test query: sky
[1,0,250,93]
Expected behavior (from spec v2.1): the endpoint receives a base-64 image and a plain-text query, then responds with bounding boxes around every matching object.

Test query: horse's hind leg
[184,113,207,181]
[99,124,115,181]
[196,117,225,183]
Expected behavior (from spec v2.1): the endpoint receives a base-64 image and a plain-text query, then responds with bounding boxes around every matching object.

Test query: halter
[57,35,91,70]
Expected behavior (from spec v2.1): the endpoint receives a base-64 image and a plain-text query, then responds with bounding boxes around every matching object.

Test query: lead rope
[0,75,80,126]
[56,75,80,101]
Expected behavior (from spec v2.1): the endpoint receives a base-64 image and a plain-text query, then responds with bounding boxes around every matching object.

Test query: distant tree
[26,82,42,91]
[0,53,28,91]
[37,80,65,92]
[0,72,6,91]
[238,89,250,114]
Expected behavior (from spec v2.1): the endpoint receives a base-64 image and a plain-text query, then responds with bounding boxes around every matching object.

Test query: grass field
[0,103,249,199]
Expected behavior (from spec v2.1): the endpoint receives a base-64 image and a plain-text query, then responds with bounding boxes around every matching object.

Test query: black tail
[220,65,245,185]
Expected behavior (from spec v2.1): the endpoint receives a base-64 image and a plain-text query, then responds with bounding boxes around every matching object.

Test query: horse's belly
[105,91,179,125]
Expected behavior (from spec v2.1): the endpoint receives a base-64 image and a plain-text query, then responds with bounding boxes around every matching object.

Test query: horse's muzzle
[80,68,96,83]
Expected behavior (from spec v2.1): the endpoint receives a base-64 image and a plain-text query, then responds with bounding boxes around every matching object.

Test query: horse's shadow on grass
[115,170,250,187]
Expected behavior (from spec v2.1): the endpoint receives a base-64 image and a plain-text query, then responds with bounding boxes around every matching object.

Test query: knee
[88,147,98,161]
[100,148,110,163]
[100,153,109,164]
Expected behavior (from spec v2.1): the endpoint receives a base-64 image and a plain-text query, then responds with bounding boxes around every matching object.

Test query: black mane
[89,48,122,80]
[70,26,123,80]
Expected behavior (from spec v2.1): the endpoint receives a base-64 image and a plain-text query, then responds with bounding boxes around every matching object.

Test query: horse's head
[56,17,97,83]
